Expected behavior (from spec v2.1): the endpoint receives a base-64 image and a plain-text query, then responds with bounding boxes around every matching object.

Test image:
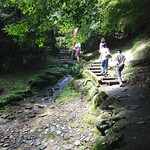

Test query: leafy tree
[2,0,150,49]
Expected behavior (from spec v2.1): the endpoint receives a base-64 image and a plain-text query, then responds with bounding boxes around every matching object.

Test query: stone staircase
[85,61,125,86]
[58,48,71,64]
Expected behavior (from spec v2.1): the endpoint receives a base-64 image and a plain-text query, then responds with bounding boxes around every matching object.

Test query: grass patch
[83,113,97,126]
[56,79,81,106]
[0,65,69,109]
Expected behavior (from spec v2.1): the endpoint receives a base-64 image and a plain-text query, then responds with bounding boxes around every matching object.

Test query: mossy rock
[93,94,102,107]
[99,90,108,101]
[86,87,99,101]
[92,139,107,150]
[73,79,85,91]
[100,96,119,110]
[93,90,108,107]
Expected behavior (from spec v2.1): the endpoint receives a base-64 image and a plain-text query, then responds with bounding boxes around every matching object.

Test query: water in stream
[0,75,72,130]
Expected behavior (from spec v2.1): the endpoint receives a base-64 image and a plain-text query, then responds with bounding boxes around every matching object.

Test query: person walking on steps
[115,49,126,87]
[99,43,110,77]
[74,43,81,62]
[98,38,107,60]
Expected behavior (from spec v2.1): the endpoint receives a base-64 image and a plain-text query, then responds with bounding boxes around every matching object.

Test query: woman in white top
[99,43,110,77]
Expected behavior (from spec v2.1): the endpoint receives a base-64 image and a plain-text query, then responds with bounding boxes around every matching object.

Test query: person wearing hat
[115,49,126,87]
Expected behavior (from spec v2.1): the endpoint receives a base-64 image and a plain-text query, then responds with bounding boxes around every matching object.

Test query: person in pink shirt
[74,43,81,62]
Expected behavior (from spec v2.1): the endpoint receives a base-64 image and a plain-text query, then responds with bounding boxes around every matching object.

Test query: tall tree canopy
[2,0,150,46]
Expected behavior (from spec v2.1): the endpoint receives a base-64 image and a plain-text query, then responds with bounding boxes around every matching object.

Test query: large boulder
[73,80,85,91]
[100,96,119,110]
[93,90,108,107]
[86,87,99,101]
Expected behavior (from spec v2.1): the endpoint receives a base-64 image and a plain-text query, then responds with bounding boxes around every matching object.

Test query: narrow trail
[101,84,150,150]
[86,60,150,150]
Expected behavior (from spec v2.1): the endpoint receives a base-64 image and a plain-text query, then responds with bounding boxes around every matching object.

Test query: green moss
[84,114,97,126]
[45,132,56,140]
[90,106,101,116]
[92,139,107,150]
[86,87,98,101]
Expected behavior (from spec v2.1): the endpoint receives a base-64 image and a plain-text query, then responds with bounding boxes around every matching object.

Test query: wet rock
[39,145,47,150]
[25,105,33,109]
[34,110,45,114]
[7,115,15,120]
[49,92,53,96]
[38,105,45,108]
[55,87,60,90]
[30,99,36,103]
[110,113,125,121]
[3,143,9,147]
[1,114,10,119]
[27,113,36,119]
[44,97,48,100]
[49,106,55,109]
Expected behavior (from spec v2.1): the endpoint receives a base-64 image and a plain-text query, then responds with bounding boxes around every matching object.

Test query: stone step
[91,70,101,73]
[92,61,101,64]
[91,64,101,67]
[59,52,70,54]
[88,67,101,70]
[94,73,104,76]
[100,80,119,85]
[99,77,117,80]
[59,55,70,59]
[100,80,126,85]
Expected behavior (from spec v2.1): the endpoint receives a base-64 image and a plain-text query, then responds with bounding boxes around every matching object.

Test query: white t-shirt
[75,43,81,51]
[101,47,110,60]
[115,53,126,64]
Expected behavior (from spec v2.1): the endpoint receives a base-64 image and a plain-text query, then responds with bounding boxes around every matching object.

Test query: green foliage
[92,139,107,150]
[0,65,68,107]
[2,0,150,48]
[68,60,86,78]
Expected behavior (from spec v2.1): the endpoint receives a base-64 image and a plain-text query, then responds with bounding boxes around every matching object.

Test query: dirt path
[101,84,150,150]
